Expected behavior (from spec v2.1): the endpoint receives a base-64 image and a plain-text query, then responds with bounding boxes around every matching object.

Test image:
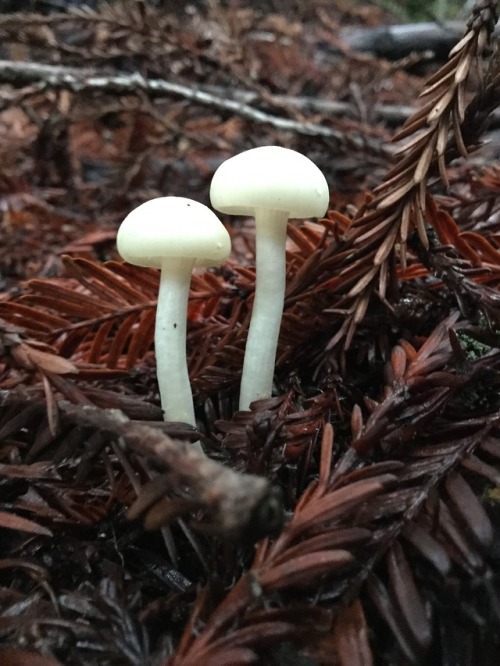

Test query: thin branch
[0,59,359,143]
[0,59,423,129]
[58,401,284,541]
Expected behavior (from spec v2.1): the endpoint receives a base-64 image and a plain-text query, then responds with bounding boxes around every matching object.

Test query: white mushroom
[210,146,329,410]
[117,196,231,441]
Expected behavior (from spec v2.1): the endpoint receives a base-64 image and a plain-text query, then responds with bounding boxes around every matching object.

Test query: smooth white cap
[117,196,231,268]
[210,146,329,218]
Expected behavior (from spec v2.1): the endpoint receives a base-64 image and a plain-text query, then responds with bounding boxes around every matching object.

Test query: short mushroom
[117,196,231,442]
[210,146,329,410]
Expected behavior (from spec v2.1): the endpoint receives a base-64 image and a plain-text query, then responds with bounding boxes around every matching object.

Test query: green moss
[455,331,493,361]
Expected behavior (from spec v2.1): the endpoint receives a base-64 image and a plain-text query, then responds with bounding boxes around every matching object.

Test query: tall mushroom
[117,196,231,441]
[210,146,329,411]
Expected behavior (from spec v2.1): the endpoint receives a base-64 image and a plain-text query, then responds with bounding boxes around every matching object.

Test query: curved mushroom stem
[239,209,289,411]
[156,257,202,450]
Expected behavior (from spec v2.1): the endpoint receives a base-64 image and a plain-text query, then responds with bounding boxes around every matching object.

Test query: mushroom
[117,196,231,441]
[210,146,329,410]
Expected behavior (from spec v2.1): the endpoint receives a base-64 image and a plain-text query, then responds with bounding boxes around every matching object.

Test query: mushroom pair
[117,146,329,438]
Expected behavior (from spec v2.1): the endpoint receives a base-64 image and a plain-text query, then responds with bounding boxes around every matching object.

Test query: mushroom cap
[117,196,231,269]
[210,146,329,218]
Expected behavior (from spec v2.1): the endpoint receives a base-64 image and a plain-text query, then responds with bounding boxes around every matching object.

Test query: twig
[58,401,284,541]
[0,59,353,142]
[0,59,390,121]
[203,86,500,128]
[201,86,418,126]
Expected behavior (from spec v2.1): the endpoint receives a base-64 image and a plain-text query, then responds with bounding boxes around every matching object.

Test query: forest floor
[1,1,500,665]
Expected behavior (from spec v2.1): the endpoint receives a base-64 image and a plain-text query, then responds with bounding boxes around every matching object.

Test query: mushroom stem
[156,256,197,430]
[239,209,289,411]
